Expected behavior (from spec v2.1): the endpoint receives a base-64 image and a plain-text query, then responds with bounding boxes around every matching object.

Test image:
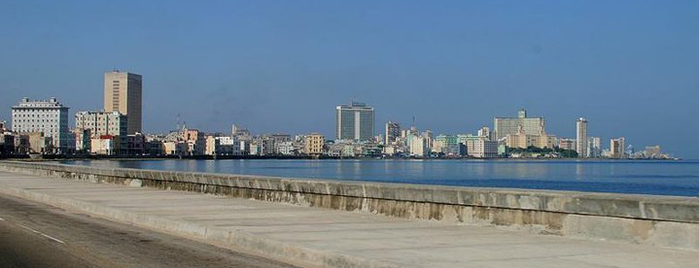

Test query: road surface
[0,193,299,268]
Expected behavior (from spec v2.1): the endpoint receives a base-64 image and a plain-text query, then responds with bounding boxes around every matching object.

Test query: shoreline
[0,155,683,162]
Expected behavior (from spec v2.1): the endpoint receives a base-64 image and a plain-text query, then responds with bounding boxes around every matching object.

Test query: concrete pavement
[0,170,697,268]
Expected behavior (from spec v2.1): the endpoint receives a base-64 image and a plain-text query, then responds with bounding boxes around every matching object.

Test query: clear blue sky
[1,1,697,158]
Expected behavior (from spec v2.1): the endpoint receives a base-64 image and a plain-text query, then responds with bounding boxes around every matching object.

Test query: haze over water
[64,160,699,197]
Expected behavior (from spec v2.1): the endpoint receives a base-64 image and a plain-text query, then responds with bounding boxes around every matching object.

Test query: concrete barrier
[1,160,698,251]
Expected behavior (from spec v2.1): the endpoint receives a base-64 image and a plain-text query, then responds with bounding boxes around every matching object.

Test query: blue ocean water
[62,159,699,197]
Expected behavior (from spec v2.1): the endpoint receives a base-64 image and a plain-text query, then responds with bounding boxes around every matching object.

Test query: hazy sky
[1,1,697,158]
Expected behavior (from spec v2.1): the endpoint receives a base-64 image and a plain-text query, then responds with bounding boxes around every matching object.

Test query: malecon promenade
[0,161,697,268]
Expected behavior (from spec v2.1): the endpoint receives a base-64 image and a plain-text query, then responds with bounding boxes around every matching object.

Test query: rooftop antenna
[176,113,181,131]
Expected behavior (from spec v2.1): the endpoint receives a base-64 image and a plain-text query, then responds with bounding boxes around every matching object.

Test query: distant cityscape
[0,71,676,160]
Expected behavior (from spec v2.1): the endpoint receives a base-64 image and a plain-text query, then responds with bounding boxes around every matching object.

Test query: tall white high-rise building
[576,118,588,158]
[104,70,142,135]
[335,102,375,141]
[11,97,70,153]
[588,136,602,158]
[610,137,626,159]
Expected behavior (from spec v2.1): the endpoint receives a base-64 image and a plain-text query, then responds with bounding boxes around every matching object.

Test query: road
[0,194,299,268]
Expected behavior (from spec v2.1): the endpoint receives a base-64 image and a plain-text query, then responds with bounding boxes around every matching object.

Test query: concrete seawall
[1,160,698,251]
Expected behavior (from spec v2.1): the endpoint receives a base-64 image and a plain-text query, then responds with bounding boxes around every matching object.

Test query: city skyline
[3,91,660,158]
[1,1,697,158]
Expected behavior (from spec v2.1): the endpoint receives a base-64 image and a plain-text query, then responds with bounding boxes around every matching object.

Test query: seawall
[1,160,697,251]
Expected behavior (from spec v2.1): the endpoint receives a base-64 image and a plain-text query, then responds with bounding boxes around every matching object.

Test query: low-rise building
[645,145,661,157]
[467,139,498,158]
[0,132,15,156]
[75,111,128,154]
[183,128,206,155]
[277,141,295,156]
[163,141,187,156]
[304,133,325,156]
[90,135,117,155]
[205,136,239,156]
[433,135,458,155]
[558,138,576,151]
[126,133,145,155]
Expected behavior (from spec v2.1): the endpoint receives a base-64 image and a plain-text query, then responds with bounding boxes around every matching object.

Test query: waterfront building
[610,137,626,158]
[505,125,556,149]
[104,70,142,134]
[0,131,15,156]
[645,145,661,158]
[576,118,588,158]
[182,127,206,155]
[261,134,292,155]
[162,141,187,155]
[558,138,576,151]
[11,97,71,153]
[277,141,295,156]
[457,134,474,148]
[444,144,466,157]
[433,135,458,154]
[588,137,602,158]
[74,129,91,153]
[90,135,117,155]
[383,145,398,156]
[144,136,165,156]
[335,102,375,141]
[261,137,276,155]
[126,133,145,155]
[205,136,239,156]
[477,126,491,141]
[467,138,498,158]
[494,109,546,141]
[385,121,401,145]
[238,138,251,155]
[26,132,51,154]
[409,135,429,157]
[305,133,325,156]
[0,121,6,132]
[421,130,434,149]
[75,111,128,154]
[75,111,127,137]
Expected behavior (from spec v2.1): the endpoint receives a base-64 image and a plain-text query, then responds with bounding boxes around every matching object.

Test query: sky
[1,1,698,158]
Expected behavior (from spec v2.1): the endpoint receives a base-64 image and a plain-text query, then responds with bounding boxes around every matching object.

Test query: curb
[0,185,403,268]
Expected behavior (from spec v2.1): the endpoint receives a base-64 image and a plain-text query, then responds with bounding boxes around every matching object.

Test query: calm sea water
[62,159,699,197]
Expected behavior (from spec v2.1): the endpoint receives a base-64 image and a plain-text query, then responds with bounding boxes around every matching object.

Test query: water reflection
[576,162,584,180]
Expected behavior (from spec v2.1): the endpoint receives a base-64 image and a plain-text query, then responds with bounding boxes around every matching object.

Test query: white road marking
[20,225,65,244]
[40,233,66,244]
[20,225,39,233]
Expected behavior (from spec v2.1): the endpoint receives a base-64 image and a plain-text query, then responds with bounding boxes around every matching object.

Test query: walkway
[0,171,696,268]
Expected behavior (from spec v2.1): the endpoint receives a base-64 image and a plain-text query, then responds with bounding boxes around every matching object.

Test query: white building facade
[576,118,588,158]
[11,97,71,153]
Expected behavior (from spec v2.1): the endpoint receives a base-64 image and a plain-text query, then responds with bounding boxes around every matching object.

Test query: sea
[61,159,699,197]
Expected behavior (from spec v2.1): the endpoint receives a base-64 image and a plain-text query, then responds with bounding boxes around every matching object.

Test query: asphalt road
[0,194,300,268]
